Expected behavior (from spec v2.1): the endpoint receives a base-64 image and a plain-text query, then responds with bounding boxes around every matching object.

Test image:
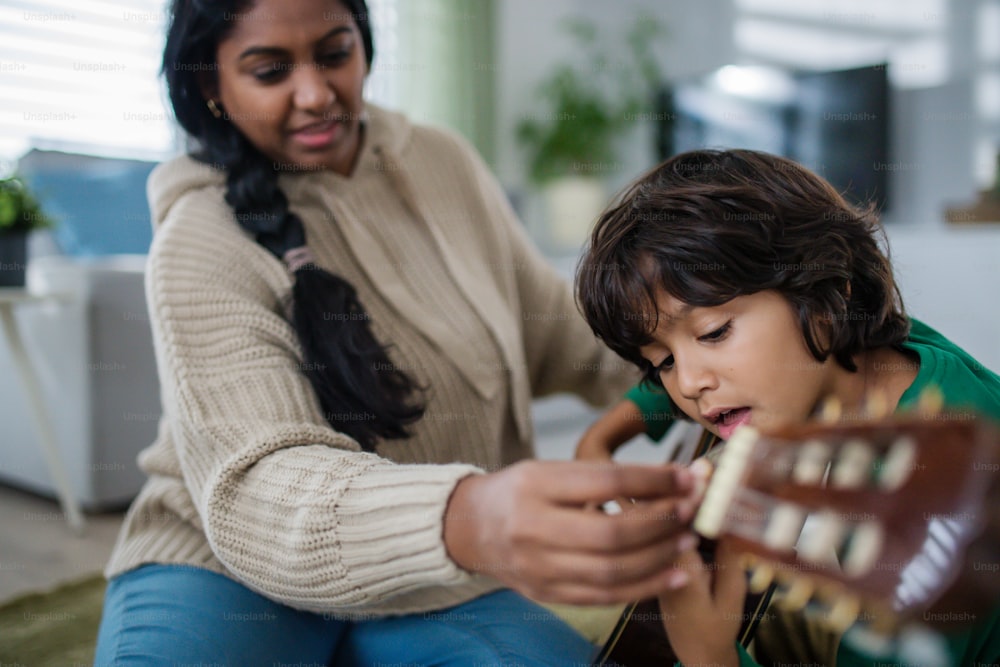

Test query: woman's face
[639,289,848,440]
[210,0,368,175]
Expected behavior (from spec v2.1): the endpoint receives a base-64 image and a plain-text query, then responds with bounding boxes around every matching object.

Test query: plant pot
[543,176,607,252]
[0,230,28,287]
[944,189,1000,224]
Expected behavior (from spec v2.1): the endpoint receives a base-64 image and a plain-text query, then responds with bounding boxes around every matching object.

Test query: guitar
[594,415,1000,666]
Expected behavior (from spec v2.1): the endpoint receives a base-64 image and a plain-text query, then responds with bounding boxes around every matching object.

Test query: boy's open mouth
[703,407,749,424]
[713,407,750,425]
[706,407,753,439]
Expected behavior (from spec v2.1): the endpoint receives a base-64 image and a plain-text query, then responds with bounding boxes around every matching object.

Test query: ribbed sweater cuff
[332,462,483,599]
[203,451,487,613]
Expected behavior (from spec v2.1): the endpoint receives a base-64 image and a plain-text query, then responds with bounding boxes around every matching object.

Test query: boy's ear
[807,308,834,350]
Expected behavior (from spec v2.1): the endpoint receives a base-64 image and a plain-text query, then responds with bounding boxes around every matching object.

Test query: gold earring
[207,99,222,119]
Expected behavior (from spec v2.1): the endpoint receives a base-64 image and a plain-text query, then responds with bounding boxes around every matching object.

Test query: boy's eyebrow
[660,303,694,326]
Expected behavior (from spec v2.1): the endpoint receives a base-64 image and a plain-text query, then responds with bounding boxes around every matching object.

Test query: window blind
[0,0,174,162]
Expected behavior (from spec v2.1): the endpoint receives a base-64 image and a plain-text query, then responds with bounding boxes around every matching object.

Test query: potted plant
[516,15,665,250]
[0,174,55,287]
[945,149,1000,224]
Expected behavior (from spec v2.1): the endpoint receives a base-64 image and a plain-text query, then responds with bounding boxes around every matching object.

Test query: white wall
[886,225,1000,372]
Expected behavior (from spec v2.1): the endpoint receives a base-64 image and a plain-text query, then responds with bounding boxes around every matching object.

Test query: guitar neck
[693,417,1000,627]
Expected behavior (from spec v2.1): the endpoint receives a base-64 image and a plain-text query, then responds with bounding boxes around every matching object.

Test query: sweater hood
[146,104,413,230]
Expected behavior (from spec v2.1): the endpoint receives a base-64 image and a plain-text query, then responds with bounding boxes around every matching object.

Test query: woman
[93,1,700,664]
[575,148,1000,666]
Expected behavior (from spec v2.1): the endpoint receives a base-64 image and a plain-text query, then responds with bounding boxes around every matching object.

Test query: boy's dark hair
[576,149,909,388]
[162,0,424,452]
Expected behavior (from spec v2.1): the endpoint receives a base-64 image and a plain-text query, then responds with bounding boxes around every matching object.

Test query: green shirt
[625,318,1000,667]
[896,318,1000,417]
[624,382,675,441]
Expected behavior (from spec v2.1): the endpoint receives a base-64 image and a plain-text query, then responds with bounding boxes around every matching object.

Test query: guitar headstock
[693,415,999,631]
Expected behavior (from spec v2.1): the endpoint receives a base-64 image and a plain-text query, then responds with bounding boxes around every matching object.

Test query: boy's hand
[658,540,747,667]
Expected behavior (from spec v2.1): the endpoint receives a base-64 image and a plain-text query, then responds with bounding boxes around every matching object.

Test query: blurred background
[0,0,999,598]
[3,0,1000,244]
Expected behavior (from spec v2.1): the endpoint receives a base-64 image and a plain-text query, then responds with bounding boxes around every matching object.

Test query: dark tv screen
[660,64,890,211]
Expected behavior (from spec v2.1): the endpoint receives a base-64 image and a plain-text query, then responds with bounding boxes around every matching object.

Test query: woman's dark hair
[576,148,909,391]
[163,0,424,451]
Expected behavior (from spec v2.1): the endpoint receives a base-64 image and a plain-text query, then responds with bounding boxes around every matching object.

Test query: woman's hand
[443,460,701,605]
[657,541,747,667]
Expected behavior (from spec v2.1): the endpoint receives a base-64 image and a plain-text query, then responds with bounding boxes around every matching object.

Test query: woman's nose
[292,65,336,113]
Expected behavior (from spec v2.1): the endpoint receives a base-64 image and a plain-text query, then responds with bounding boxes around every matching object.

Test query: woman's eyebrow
[237,26,352,61]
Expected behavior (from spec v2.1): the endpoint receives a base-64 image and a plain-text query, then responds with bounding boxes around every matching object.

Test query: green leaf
[0,175,56,232]
[515,14,668,185]
[0,196,16,228]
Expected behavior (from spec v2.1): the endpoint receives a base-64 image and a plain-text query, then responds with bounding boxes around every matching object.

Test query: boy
[575,148,1000,666]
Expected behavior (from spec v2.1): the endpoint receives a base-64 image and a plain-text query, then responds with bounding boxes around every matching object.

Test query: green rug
[0,574,105,666]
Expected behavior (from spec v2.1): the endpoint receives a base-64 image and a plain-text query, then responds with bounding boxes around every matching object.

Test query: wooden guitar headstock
[693,415,999,630]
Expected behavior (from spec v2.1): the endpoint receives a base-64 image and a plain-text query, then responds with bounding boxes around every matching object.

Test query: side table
[0,288,85,533]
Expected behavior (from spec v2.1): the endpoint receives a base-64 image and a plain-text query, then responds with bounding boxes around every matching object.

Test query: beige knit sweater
[105,105,636,618]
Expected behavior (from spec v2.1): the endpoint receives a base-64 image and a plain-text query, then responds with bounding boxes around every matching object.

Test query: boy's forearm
[576,399,647,459]
[601,399,646,436]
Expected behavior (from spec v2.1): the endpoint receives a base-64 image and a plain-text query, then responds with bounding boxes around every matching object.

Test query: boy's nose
[675,357,717,400]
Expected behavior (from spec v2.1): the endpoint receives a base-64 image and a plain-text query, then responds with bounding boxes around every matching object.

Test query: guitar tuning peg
[832,440,876,488]
[748,563,775,593]
[793,440,832,485]
[778,577,815,612]
[818,395,842,423]
[864,389,890,419]
[879,436,917,491]
[916,385,944,416]
[825,594,862,633]
[797,511,845,566]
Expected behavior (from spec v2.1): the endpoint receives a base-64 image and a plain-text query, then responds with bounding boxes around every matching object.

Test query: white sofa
[0,254,160,510]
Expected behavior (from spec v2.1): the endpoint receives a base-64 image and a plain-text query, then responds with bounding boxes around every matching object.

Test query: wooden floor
[0,482,124,602]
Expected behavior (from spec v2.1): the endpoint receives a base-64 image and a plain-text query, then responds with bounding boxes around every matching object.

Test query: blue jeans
[94,564,597,666]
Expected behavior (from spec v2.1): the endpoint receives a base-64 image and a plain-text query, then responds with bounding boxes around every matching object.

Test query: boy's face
[639,289,841,440]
